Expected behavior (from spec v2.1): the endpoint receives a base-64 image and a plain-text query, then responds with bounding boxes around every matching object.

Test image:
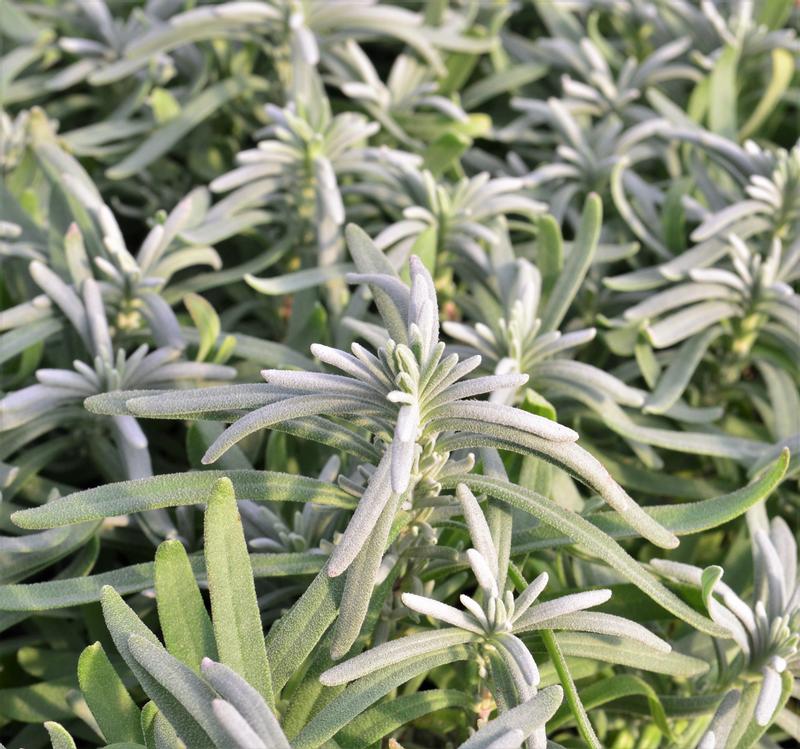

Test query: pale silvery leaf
[320,629,477,686]
[699,690,741,749]
[201,659,289,747]
[457,484,499,581]
[755,658,785,726]
[653,510,799,729]
[402,592,485,635]
[326,448,394,577]
[211,700,267,749]
[457,686,563,749]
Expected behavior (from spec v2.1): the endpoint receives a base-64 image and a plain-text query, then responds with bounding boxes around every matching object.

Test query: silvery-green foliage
[694,0,799,60]
[535,35,701,121]
[59,185,221,348]
[326,41,468,149]
[48,0,279,89]
[609,233,800,439]
[678,141,800,245]
[272,0,493,83]
[105,228,679,550]
[323,482,672,749]
[439,205,634,404]
[603,140,800,294]
[593,235,799,464]
[572,0,798,58]
[106,237,563,559]
[363,168,546,270]
[43,0,199,91]
[444,255,597,395]
[1,136,224,354]
[0,271,233,480]
[243,455,342,555]
[208,84,418,270]
[1,1,799,747]
[498,96,669,233]
[202,658,292,749]
[620,234,799,352]
[653,509,798,737]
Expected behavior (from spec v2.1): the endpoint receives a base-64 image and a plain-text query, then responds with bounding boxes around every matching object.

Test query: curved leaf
[12,470,354,529]
[443,474,727,636]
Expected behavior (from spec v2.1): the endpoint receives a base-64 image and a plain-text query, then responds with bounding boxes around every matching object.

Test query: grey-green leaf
[204,478,273,705]
[78,642,144,744]
[155,540,217,672]
[540,193,601,332]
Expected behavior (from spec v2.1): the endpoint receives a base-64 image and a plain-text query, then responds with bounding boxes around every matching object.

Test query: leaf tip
[210,476,235,497]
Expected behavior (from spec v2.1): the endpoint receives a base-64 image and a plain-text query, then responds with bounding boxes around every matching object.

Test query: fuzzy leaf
[11,470,354,529]
[554,632,708,676]
[459,686,564,748]
[155,540,217,671]
[204,478,272,704]
[0,552,322,611]
[100,587,214,748]
[445,474,727,636]
[78,642,144,744]
[294,643,472,749]
[44,722,77,749]
[540,193,601,332]
[184,294,221,362]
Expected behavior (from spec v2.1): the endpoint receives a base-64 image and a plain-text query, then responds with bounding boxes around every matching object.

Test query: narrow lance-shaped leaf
[435,425,680,549]
[78,642,144,745]
[645,325,723,414]
[327,448,395,578]
[540,193,601,332]
[0,552,323,611]
[331,491,402,659]
[321,629,477,686]
[11,470,354,529]
[211,699,267,749]
[709,45,739,139]
[513,447,788,549]
[155,540,218,672]
[201,659,290,749]
[126,634,232,747]
[646,301,741,349]
[554,631,708,677]
[184,294,221,363]
[245,263,355,295]
[264,569,345,692]
[458,686,564,749]
[739,48,794,139]
[204,478,273,705]
[100,586,213,748]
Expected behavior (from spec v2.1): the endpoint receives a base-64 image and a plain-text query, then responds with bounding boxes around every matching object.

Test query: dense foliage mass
[1,1,799,747]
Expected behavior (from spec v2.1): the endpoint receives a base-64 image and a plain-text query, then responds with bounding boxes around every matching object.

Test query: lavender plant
[0,1,798,748]
[654,508,798,744]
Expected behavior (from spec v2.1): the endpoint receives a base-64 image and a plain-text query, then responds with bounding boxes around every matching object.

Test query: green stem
[541,629,601,749]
